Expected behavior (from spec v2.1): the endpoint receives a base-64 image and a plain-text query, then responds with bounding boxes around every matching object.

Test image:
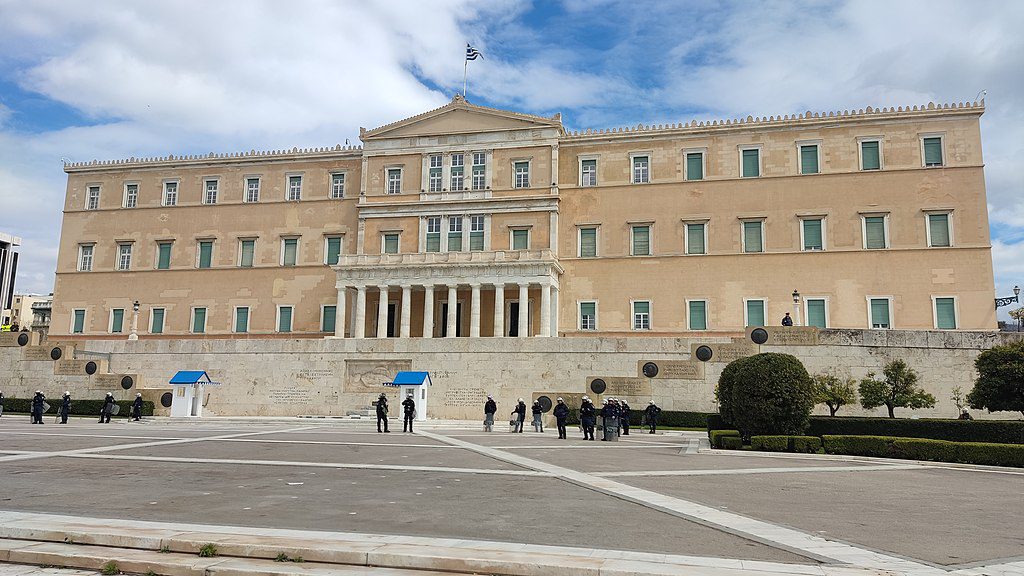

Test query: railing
[336,249,557,267]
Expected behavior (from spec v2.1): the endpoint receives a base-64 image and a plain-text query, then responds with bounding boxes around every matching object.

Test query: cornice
[64,145,363,174]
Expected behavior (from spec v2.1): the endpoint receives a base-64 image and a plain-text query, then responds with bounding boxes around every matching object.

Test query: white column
[518,283,529,337]
[354,286,367,339]
[540,282,551,337]
[334,286,347,337]
[446,284,458,337]
[470,283,481,338]
[377,286,389,338]
[400,285,411,338]
[550,286,559,338]
[423,285,434,338]
[493,283,504,337]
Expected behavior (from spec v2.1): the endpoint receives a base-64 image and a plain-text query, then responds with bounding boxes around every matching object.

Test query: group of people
[0,390,145,424]
[374,391,417,433]
[487,395,662,440]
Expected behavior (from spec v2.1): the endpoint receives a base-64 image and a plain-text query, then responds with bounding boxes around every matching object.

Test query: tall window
[426,217,441,252]
[281,238,298,266]
[579,227,597,257]
[239,239,256,267]
[325,236,342,265]
[450,154,465,190]
[383,233,399,254]
[330,173,346,199]
[685,222,706,255]
[110,308,125,333]
[934,297,956,329]
[745,299,766,327]
[117,243,133,270]
[245,177,261,203]
[86,186,100,210]
[632,155,649,184]
[688,300,707,330]
[579,301,596,331]
[428,155,443,192]
[124,183,138,208]
[72,309,85,334]
[863,216,888,249]
[277,306,293,333]
[448,216,463,251]
[802,219,824,251]
[197,240,213,269]
[203,180,219,204]
[78,244,94,272]
[163,181,178,206]
[386,168,402,194]
[631,225,651,256]
[632,301,651,330]
[471,152,486,190]
[191,307,207,334]
[321,305,337,333]
[923,136,944,167]
[580,159,597,186]
[869,298,891,329]
[741,148,760,178]
[742,221,764,253]
[470,216,485,251]
[927,213,951,247]
[514,161,530,188]
[806,298,827,328]
[685,152,704,181]
[287,175,302,200]
[511,228,529,250]
[234,307,249,333]
[150,308,165,334]
[860,140,881,170]
[799,144,819,174]
[156,242,172,270]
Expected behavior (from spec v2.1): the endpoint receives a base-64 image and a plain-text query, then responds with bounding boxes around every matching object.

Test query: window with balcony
[511,228,529,250]
[325,236,342,265]
[383,233,400,254]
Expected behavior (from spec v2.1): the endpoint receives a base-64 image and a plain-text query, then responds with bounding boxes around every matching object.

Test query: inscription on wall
[444,387,486,407]
[268,388,314,404]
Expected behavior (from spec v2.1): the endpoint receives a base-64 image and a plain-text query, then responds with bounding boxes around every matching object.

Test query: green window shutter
[743,221,763,253]
[632,226,650,255]
[861,141,880,170]
[928,214,950,247]
[800,145,818,174]
[199,242,213,268]
[192,308,206,333]
[806,299,826,328]
[384,234,399,254]
[470,231,484,251]
[278,307,292,332]
[742,149,759,177]
[326,237,341,265]
[634,301,649,314]
[580,302,596,317]
[73,310,85,333]
[685,153,703,181]
[746,300,765,327]
[923,137,943,166]
[157,243,172,269]
[283,239,298,265]
[935,298,956,329]
[512,230,529,250]
[322,306,336,333]
[448,232,462,251]
[687,223,705,254]
[865,217,886,249]
[426,233,440,252]
[870,299,890,328]
[580,302,596,329]
[802,219,823,250]
[235,308,249,333]
[240,240,255,267]
[111,309,124,333]
[688,301,707,330]
[580,228,597,257]
[151,309,164,334]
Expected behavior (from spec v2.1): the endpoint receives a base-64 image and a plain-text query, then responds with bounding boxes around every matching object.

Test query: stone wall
[2,330,1021,421]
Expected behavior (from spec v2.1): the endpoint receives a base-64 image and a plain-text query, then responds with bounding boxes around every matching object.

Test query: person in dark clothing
[552,397,570,439]
[59,392,71,424]
[782,312,794,326]
[644,401,662,434]
[31,391,45,424]
[376,393,390,433]
[0,390,5,418]
[600,399,621,441]
[99,393,114,423]
[131,393,144,421]
[620,400,631,435]
[483,395,497,432]
[531,400,544,433]
[402,392,416,433]
[511,398,527,433]
[579,396,596,440]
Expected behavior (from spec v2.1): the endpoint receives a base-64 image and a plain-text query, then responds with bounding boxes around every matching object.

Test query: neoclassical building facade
[51,96,996,339]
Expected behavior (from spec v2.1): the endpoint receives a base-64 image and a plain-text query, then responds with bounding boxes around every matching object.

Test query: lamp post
[791,289,802,327]
[128,300,140,341]
[994,285,1020,309]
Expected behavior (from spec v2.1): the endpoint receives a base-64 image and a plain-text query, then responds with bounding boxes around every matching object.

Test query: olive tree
[858,359,935,418]
[812,372,857,416]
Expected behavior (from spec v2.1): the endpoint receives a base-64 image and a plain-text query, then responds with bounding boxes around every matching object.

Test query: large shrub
[717,353,815,438]
[806,416,1024,444]
[822,435,1024,468]
[969,340,1024,417]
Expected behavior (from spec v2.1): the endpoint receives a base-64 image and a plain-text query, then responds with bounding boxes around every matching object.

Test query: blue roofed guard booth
[168,370,220,417]
[384,371,432,421]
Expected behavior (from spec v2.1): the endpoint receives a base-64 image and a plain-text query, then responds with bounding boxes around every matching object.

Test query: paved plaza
[0,417,1021,576]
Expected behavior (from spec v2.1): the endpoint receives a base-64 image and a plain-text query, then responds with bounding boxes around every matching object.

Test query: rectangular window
[928,213,951,247]
[686,222,706,255]
[741,148,760,177]
[287,175,302,201]
[245,177,261,203]
[78,244,94,272]
[318,305,335,333]
[514,161,530,188]
[632,155,649,184]
[72,309,85,334]
[511,228,529,250]
[157,242,172,269]
[110,309,124,333]
[386,168,402,194]
[470,216,485,251]
[799,144,819,174]
[935,297,956,329]
[203,180,218,204]
[861,140,881,170]
[579,301,597,331]
[579,227,597,257]
[197,241,213,268]
[806,299,827,328]
[448,216,463,251]
[745,299,766,327]
[428,155,443,192]
[426,217,441,252]
[239,239,255,267]
[802,219,823,251]
[688,300,707,330]
[330,173,346,199]
[163,181,178,206]
[471,152,486,190]
[742,221,764,253]
[325,236,342,265]
[383,233,399,254]
[117,243,133,270]
[234,307,249,333]
[282,238,298,266]
[870,298,891,329]
[124,183,138,208]
[150,308,164,334]
[580,159,597,186]
[923,136,944,167]
[631,225,651,256]
[450,154,465,191]
[86,186,100,210]
[685,152,703,181]
[277,306,293,333]
[191,307,207,334]
[864,216,887,249]
[632,301,650,330]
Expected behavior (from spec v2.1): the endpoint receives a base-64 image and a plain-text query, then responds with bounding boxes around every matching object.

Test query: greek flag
[466,44,482,61]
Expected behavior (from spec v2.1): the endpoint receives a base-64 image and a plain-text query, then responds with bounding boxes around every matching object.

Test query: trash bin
[603,415,620,441]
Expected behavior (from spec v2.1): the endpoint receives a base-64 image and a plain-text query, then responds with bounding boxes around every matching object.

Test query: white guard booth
[385,371,431,421]
[168,370,220,417]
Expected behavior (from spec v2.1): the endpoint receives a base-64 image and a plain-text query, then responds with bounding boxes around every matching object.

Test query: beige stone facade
[52,97,995,339]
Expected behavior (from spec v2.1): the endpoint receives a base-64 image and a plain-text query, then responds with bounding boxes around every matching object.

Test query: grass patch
[198,543,218,558]
[101,561,120,575]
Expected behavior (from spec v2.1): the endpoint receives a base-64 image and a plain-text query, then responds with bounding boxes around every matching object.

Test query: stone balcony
[336,249,558,268]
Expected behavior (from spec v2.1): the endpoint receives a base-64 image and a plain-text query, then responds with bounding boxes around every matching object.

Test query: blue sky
[1,0,1023,319]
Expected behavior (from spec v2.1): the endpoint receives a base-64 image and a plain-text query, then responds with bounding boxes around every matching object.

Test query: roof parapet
[63,144,363,172]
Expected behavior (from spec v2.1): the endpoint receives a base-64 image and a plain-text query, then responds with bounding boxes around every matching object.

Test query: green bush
[807,417,1023,444]
[1,397,154,417]
[749,436,790,452]
[822,435,1024,467]
[710,429,740,448]
[706,413,732,433]
[790,436,822,453]
[969,340,1024,416]
[717,353,815,438]
[720,436,744,450]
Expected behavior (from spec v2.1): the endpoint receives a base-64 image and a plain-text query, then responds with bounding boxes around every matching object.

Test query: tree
[813,372,857,416]
[858,359,935,418]
[968,340,1024,417]
[717,353,815,438]
[1009,307,1024,332]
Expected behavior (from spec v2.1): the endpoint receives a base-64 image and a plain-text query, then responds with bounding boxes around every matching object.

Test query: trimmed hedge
[710,429,740,448]
[749,435,822,453]
[1,397,154,417]
[566,408,713,428]
[807,416,1024,445]
[720,436,744,450]
[791,436,823,453]
[718,353,815,438]
[822,435,1024,468]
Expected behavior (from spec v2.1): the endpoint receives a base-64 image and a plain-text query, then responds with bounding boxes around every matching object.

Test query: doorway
[506,299,533,337]
[439,302,463,337]
[387,303,397,337]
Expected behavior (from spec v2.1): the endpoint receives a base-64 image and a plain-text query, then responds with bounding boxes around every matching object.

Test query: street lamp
[791,289,802,326]
[995,285,1020,309]
[128,300,140,341]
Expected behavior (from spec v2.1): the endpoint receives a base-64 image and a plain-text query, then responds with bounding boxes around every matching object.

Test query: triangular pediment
[361,95,562,140]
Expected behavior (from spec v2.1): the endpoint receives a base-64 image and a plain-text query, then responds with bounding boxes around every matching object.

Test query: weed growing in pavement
[198,543,218,557]
[101,561,120,575]
[275,553,289,562]
[291,556,304,563]
[158,546,170,553]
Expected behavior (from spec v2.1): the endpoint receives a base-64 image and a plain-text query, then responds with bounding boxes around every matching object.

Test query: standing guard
[511,398,527,433]
[579,396,596,441]
[99,392,115,424]
[402,392,416,433]
[553,397,570,439]
[59,392,71,424]
[31,391,45,424]
[620,400,631,436]
[531,399,544,433]
[131,393,144,421]
[483,395,497,432]
[376,393,390,433]
[644,401,662,434]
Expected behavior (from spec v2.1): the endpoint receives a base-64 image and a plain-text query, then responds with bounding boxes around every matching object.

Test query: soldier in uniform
[644,401,662,434]
[620,400,631,436]
[376,393,390,433]
[402,392,416,433]
[531,399,544,433]
[99,392,115,423]
[31,391,45,424]
[552,397,570,439]
[131,393,144,421]
[483,395,497,432]
[59,392,71,424]
[579,396,596,441]
[511,398,527,433]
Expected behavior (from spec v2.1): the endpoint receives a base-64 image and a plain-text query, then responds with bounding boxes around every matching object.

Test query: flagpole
[463,57,468,97]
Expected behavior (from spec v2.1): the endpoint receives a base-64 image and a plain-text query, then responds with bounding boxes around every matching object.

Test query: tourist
[99,393,114,423]
[402,392,416,433]
[59,392,71,424]
[620,400,631,436]
[579,396,596,440]
[782,312,794,326]
[483,395,496,432]
[376,393,390,433]
[511,398,526,433]
[644,401,661,434]
[531,399,544,433]
[31,390,45,424]
[553,397,569,439]
[131,393,144,421]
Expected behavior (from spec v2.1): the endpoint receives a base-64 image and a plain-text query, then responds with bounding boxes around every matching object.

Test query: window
[277,306,293,333]
[325,236,342,265]
[741,147,760,178]
[163,181,178,206]
[71,309,85,334]
[471,152,486,190]
[514,161,530,188]
[191,307,207,334]
[321,305,336,333]
[927,213,951,247]
[197,241,213,269]
[799,144,819,175]
[742,221,764,253]
[580,159,597,186]
[124,183,138,208]
[863,215,888,249]
[239,239,256,267]
[448,216,463,251]
[922,136,944,167]
[510,228,529,250]
[632,155,649,184]
[631,225,651,256]
[934,297,956,330]
[579,227,597,257]
[426,217,441,252]
[801,218,824,251]
[156,242,172,269]
[688,300,707,330]
[685,151,704,181]
[428,155,443,192]
[234,307,249,333]
[245,177,261,203]
[86,186,100,210]
[685,222,706,255]
[579,301,597,331]
[117,243,133,270]
[450,154,465,190]
[110,308,125,333]
[382,233,399,254]
[745,299,766,327]
[632,301,651,330]
[330,173,346,199]
[805,298,827,328]
[281,238,298,266]
[287,175,302,201]
[203,179,219,204]
[78,244,94,272]
[860,139,882,170]
[869,298,891,329]
[150,308,165,334]
[386,168,402,194]
[470,216,485,251]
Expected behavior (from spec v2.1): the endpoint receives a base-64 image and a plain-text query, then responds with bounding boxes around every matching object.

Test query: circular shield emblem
[537,395,552,413]
[642,362,659,378]
[160,392,173,408]
[590,378,607,394]
[85,361,98,375]
[695,345,714,362]
[50,347,62,360]
[121,376,134,390]
[750,328,769,345]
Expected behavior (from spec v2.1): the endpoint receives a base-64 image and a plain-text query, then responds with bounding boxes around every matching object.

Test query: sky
[1,0,1022,319]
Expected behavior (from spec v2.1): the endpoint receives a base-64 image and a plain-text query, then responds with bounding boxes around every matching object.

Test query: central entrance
[439,301,463,337]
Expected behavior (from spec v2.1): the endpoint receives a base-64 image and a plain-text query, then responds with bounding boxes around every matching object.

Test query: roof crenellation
[63,144,363,172]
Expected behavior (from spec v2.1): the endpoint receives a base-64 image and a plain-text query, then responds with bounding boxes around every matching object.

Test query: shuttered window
[151,308,164,334]
[802,219,823,250]
[72,310,85,334]
[322,305,336,333]
[870,298,890,329]
[157,242,172,269]
[685,152,703,181]
[234,307,249,333]
[579,302,596,330]
[800,145,819,174]
[686,223,706,255]
[198,241,213,268]
[579,227,597,257]
[806,299,826,328]
[470,216,485,251]
[426,217,441,252]
[192,308,206,333]
[325,236,342,265]
[741,148,759,177]
[631,225,650,256]
[743,221,763,253]
[448,217,463,251]
[633,301,650,330]
[512,229,529,250]
[861,141,880,170]
[928,214,950,247]
[688,301,707,330]
[935,298,956,329]
[111,309,124,333]
[383,234,399,254]
[282,238,298,266]
[745,300,765,327]
[864,216,887,249]
[278,306,293,333]
[923,137,943,166]
[240,240,255,267]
